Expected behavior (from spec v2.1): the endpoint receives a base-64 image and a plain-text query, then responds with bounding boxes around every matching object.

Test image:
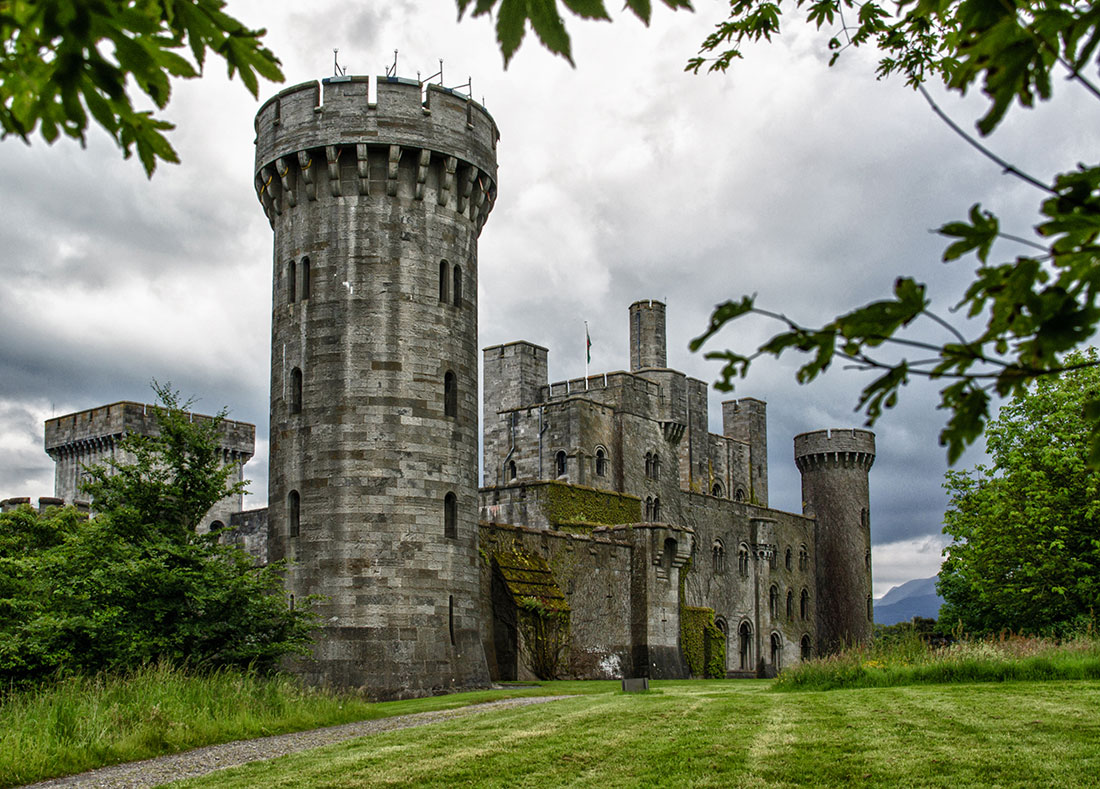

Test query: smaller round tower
[794,429,875,652]
[629,299,667,371]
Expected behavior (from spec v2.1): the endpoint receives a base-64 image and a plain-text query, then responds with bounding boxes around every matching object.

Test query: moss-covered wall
[479,522,633,680]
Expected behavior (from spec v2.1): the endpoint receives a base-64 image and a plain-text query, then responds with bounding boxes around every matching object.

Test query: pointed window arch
[738,543,749,576]
[712,539,725,574]
[769,585,779,618]
[739,622,753,671]
[785,546,792,570]
[652,496,661,522]
[786,589,794,620]
[288,259,297,303]
[508,459,517,480]
[800,588,809,620]
[645,496,653,521]
[799,544,809,571]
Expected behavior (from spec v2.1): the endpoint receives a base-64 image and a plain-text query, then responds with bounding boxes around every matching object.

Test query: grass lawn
[173,679,1100,788]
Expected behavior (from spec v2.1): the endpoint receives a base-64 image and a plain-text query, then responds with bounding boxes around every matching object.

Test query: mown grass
[172,680,1100,788]
[0,665,593,788]
[775,632,1100,691]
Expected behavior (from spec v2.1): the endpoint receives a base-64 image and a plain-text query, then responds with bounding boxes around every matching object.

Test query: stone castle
[16,74,875,699]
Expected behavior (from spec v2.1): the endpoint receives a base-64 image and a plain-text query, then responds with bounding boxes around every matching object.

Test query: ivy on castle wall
[541,482,641,530]
[678,557,726,678]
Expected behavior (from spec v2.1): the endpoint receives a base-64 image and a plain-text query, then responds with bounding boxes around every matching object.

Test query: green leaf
[497,0,529,66]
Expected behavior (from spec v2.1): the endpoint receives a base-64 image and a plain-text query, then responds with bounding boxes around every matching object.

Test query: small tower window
[712,482,722,497]
[555,451,566,477]
[439,260,449,302]
[595,446,607,477]
[288,490,300,537]
[769,585,779,618]
[290,367,303,414]
[645,496,653,521]
[800,588,809,620]
[453,264,462,307]
[799,545,809,571]
[508,459,517,480]
[652,453,660,481]
[444,370,457,418]
[301,256,311,300]
[735,488,745,502]
[449,595,456,646]
[644,452,652,478]
[801,635,812,661]
[444,492,457,539]
[785,547,792,570]
[652,497,661,522]
[786,590,794,620]
[769,550,778,570]
[288,260,297,304]
[738,543,749,576]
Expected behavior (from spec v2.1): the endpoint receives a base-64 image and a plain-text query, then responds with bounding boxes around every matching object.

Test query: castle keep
[34,74,875,698]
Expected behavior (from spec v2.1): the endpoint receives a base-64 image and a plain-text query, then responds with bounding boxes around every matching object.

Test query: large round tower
[794,429,875,653]
[254,75,497,697]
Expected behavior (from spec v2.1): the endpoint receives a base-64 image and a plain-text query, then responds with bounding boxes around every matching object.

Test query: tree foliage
[462,0,1100,464]
[0,385,314,686]
[937,349,1100,636]
[0,0,283,174]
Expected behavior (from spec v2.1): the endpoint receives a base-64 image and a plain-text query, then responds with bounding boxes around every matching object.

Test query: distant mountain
[874,576,944,625]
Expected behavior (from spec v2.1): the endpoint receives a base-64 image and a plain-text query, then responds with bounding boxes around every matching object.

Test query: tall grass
[775,631,1100,691]
[0,665,580,788]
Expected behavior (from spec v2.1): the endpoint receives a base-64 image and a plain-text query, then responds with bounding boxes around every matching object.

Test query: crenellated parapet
[793,428,875,473]
[253,76,499,232]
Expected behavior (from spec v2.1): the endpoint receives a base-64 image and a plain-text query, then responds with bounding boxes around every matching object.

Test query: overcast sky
[0,0,1093,596]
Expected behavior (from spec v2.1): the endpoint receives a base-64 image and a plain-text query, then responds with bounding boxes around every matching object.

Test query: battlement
[543,370,661,402]
[44,401,255,457]
[255,76,498,182]
[794,428,875,471]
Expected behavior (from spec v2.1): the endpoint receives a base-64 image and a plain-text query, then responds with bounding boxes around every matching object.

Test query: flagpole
[584,320,589,389]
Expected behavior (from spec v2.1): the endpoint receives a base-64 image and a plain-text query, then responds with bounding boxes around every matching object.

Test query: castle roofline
[482,340,550,353]
[44,400,255,431]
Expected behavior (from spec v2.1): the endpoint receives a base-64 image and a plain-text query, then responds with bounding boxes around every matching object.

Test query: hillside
[874,576,944,625]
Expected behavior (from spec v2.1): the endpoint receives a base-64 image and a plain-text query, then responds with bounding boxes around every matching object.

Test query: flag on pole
[586,323,592,364]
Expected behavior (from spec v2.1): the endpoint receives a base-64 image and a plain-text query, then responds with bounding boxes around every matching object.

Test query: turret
[629,299,667,371]
[256,75,497,697]
[722,398,768,506]
[794,428,875,653]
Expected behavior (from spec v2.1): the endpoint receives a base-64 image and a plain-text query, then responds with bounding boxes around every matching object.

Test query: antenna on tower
[385,49,398,78]
[333,49,346,77]
[421,59,444,85]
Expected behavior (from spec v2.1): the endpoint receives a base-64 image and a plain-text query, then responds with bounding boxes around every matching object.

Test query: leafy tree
[0,386,314,686]
[937,349,1100,636]
[0,0,284,174]
[461,0,1100,464]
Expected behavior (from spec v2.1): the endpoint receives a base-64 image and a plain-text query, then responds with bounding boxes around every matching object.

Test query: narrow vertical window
[735,488,746,502]
[652,497,660,521]
[645,496,653,521]
[652,453,660,481]
[508,460,517,480]
[290,367,303,414]
[449,595,456,646]
[555,451,566,477]
[786,590,794,620]
[712,483,722,497]
[739,622,752,671]
[785,547,792,570]
[769,585,779,618]
[288,490,300,537]
[800,588,809,620]
[801,635,812,661]
[453,264,462,307]
[771,633,782,671]
[712,539,725,574]
[288,260,297,303]
[439,260,449,302]
[595,447,607,476]
[645,452,652,478]
[444,370,457,418]
[444,492,457,538]
[738,544,749,576]
[301,256,311,300]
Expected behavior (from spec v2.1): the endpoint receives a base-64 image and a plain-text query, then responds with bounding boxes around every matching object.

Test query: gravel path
[22,695,570,789]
